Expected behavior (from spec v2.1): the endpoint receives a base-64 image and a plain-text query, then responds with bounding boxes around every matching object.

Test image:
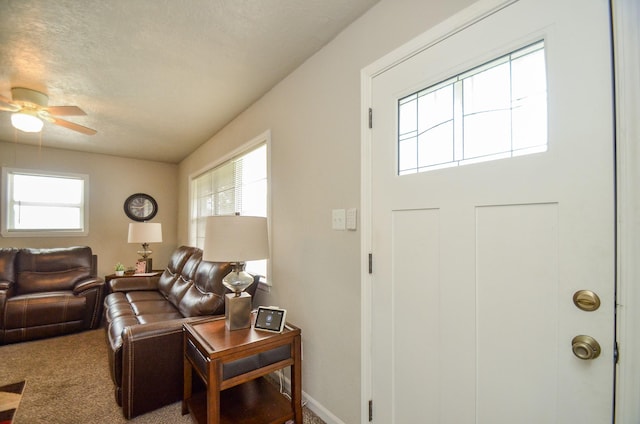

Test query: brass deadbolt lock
[573,290,601,312]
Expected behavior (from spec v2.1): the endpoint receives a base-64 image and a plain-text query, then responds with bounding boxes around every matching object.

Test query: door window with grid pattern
[398,41,546,175]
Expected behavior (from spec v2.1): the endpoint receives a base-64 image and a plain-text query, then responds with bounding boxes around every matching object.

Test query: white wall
[178,0,477,422]
[0,140,179,278]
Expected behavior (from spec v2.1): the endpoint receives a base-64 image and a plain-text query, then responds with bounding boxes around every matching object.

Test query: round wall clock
[124,193,158,221]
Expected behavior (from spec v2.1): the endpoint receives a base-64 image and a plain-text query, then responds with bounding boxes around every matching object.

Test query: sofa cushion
[165,275,192,308]
[175,259,231,317]
[177,286,224,317]
[16,247,93,295]
[106,291,182,325]
[104,292,134,323]
[193,260,232,295]
[131,299,180,316]
[136,312,184,324]
[179,250,202,282]
[4,291,86,329]
[160,250,202,303]
[156,246,198,296]
[126,291,166,302]
[155,270,179,299]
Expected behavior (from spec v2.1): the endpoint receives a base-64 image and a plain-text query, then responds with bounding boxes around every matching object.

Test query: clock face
[124,193,158,221]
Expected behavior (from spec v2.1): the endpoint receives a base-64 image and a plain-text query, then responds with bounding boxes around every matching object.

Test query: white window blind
[190,143,267,277]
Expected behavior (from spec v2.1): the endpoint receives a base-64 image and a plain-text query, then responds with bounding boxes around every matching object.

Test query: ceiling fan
[0,87,97,135]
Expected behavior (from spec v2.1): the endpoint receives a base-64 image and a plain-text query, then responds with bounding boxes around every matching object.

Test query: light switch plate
[332,209,346,230]
[346,208,357,230]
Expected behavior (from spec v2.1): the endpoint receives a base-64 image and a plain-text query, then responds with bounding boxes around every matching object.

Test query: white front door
[368,0,615,423]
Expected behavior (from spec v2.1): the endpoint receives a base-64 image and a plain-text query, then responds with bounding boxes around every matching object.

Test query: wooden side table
[182,315,302,424]
[104,270,162,283]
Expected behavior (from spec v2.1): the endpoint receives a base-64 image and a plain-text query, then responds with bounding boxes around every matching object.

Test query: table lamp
[203,215,269,330]
[127,222,163,272]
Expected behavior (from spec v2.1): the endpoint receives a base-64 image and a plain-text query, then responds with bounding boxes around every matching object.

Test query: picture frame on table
[135,260,148,274]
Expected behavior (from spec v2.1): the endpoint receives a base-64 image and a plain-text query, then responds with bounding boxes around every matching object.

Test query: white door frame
[612,0,640,420]
[359,0,640,422]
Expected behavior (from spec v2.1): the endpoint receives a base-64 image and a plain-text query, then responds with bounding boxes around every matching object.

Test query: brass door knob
[571,335,601,360]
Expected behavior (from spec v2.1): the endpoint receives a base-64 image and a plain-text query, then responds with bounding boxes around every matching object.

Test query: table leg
[292,335,303,423]
[182,341,192,415]
[208,358,221,424]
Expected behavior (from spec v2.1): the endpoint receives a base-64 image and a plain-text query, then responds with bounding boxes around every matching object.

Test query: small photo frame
[135,260,147,274]
[254,306,287,333]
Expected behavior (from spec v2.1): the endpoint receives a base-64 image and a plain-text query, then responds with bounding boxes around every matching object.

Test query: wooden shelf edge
[185,377,295,424]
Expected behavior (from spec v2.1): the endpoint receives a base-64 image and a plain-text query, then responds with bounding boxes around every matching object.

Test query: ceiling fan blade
[0,94,20,112]
[0,104,20,112]
[45,105,87,116]
[50,117,97,135]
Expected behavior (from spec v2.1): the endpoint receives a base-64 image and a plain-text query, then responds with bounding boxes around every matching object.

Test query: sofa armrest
[0,279,16,304]
[109,276,160,292]
[123,316,209,339]
[119,316,213,418]
[0,280,16,332]
[72,277,105,295]
[0,279,13,292]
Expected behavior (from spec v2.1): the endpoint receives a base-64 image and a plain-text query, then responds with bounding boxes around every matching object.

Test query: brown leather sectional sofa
[0,246,105,344]
[103,245,259,419]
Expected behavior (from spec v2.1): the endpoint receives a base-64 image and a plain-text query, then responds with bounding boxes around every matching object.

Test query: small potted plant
[114,262,126,276]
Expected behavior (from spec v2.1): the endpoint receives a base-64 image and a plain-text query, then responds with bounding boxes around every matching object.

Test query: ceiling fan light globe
[11,112,43,133]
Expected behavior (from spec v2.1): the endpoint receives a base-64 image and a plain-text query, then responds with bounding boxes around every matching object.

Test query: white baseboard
[276,371,346,424]
[302,390,346,424]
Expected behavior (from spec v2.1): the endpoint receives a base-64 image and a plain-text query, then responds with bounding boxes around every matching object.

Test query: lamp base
[225,292,252,330]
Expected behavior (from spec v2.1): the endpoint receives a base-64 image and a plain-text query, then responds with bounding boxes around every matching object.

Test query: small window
[2,168,89,237]
[190,142,268,279]
[398,41,547,175]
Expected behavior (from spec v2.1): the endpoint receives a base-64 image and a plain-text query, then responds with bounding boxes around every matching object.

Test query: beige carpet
[0,330,325,424]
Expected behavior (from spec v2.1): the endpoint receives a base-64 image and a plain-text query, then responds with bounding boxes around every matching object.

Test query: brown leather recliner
[103,245,259,419]
[0,246,105,344]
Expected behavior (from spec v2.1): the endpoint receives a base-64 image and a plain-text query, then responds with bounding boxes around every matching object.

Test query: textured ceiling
[0,0,379,163]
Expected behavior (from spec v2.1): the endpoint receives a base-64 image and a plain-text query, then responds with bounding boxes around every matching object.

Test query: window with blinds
[190,143,267,277]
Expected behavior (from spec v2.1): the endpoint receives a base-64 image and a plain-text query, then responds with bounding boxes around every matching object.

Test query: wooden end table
[182,315,302,424]
[104,270,162,285]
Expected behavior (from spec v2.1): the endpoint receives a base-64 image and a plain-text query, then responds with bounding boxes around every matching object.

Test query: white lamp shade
[11,112,44,133]
[128,222,163,243]
[203,216,269,262]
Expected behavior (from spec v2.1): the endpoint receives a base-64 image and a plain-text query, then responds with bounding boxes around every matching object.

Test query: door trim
[359,0,638,422]
[613,0,640,421]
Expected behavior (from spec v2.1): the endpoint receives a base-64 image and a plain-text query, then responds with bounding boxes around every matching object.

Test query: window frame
[189,130,271,283]
[1,167,90,237]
